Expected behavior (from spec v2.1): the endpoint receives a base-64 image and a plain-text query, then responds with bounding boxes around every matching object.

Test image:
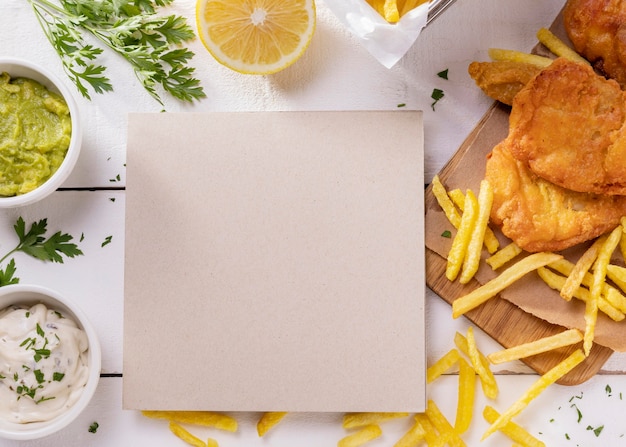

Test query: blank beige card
[123,111,425,412]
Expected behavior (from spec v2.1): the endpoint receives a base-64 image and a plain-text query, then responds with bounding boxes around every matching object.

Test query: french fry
[169,421,206,447]
[537,267,624,322]
[483,406,546,447]
[446,189,479,281]
[606,264,626,289]
[550,258,626,314]
[448,187,499,254]
[620,216,626,261]
[487,328,583,364]
[561,236,605,301]
[482,349,586,440]
[536,27,589,65]
[207,439,219,447]
[584,226,622,355]
[425,399,467,447]
[142,411,238,432]
[393,419,427,447]
[383,0,400,22]
[464,327,498,399]
[452,252,563,318]
[488,48,553,68]
[257,412,287,436]
[338,424,382,447]
[343,412,409,429]
[400,0,429,16]
[455,356,476,434]
[432,175,462,229]
[486,242,523,270]
[414,413,447,447]
[460,180,494,284]
[427,348,460,383]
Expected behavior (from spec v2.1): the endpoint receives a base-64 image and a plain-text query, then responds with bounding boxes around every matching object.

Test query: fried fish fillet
[468,61,543,106]
[564,0,626,88]
[485,141,626,252]
[507,57,626,195]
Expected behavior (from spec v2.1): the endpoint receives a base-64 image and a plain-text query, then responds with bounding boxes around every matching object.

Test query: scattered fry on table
[427,348,460,383]
[338,424,382,447]
[483,405,546,447]
[454,356,476,434]
[393,419,427,447]
[414,413,447,446]
[488,48,553,67]
[446,189,479,281]
[207,438,219,447]
[487,328,583,364]
[342,412,409,429]
[482,349,586,440]
[452,252,563,318]
[460,179,494,284]
[536,27,589,65]
[425,399,467,447]
[169,421,206,447]
[257,411,288,436]
[464,327,498,399]
[142,411,238,432]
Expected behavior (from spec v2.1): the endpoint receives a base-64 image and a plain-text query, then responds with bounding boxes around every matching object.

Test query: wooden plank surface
[425,103,614,386]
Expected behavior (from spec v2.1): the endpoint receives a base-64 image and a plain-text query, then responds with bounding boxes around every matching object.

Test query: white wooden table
[3,0,626,445]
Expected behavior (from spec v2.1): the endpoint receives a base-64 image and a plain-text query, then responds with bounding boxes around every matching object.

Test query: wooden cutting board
[425,5,618,385]
[425,102,614,385]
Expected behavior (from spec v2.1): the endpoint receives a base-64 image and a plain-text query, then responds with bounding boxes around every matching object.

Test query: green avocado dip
[0,72,72,196]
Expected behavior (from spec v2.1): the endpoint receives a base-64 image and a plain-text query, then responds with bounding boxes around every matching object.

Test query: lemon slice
[196,0,316,75]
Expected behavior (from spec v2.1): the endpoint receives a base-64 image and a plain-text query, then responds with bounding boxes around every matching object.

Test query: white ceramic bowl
[0,58,82,207]
[0,284,101,440]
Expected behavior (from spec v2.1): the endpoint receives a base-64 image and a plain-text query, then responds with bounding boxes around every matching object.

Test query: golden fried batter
[564,0,626,87]
[468,61,542,106]
[507,58,626,195]
[486,141,626,253]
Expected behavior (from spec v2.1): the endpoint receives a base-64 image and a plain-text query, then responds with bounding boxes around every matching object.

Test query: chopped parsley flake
[437,68,449,80]
[431,88,444,110]
[89,421,99,433]
[441,230,452,238]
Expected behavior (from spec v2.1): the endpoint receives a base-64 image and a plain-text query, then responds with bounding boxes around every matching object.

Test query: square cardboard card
[123,111,426,412]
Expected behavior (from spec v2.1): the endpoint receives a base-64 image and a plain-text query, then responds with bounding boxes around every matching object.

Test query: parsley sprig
[28,0,205,105]
[0,217,83,286]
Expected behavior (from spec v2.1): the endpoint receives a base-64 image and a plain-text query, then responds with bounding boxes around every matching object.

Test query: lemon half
[196,0,316,75]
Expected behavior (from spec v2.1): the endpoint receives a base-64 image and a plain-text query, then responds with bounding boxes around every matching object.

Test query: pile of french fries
[366,0,430,23]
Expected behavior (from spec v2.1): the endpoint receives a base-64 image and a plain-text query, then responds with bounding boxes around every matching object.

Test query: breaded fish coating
[564,0,626,88]
[485,141,626,252]
[507,58,626,195]
[468,61,542,106]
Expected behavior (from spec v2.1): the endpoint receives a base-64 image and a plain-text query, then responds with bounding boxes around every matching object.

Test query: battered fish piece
[564,0,626,88]
[507,58,626,195]
[485,141,626,252]
[468,61,542,106]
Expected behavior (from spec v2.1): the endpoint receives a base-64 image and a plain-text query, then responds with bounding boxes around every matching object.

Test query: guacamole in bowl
[0,58,81,208]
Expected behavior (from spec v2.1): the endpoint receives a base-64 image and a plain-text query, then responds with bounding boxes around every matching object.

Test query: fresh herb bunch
[0,217,83,286]
[28,0,206,105]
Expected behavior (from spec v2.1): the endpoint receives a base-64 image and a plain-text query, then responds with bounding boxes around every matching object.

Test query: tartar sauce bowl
[0,284,101,440]
[0,58,82,208]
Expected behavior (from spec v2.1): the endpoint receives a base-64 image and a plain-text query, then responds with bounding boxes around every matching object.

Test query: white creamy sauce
[0,303,89,423]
